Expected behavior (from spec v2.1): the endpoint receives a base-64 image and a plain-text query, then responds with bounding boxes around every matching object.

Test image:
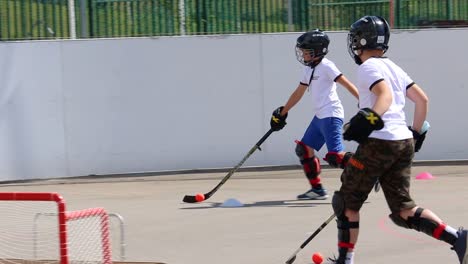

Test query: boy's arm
[336,75,359,100]
[406,84,429,132]
[280,84,308,116]
[342,79,390,144]
[370,80,392,115]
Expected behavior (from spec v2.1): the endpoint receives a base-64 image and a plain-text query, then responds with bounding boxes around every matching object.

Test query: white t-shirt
[356,57,413,140]
[300,58,344,119]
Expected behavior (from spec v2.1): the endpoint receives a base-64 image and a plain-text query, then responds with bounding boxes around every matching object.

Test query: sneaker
[452,228,468,264]
[324,256,345,264]
[297,187,328,200]
[325,251,353,264]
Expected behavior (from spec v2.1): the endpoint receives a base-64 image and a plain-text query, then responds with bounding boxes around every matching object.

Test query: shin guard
[295,140,321,187]
[390,207,457,245]
[333,192,359,261]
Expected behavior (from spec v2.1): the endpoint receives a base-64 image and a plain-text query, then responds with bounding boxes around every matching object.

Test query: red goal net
[0,192,112,264]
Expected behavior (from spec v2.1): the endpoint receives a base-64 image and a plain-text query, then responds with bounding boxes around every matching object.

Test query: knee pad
[333,192,358,250]
[389,213,410,229]
[332,191,346,218]
[390,207,433,231]
[295,141,321,178]
[295,140,308,158]
[389,207,454,243]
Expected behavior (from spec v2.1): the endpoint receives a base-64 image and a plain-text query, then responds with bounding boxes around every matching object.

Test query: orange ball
[312,252,323,264]
[195,193,205,202]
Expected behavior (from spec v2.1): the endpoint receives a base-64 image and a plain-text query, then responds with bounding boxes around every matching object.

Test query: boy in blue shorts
[270,29,359,200]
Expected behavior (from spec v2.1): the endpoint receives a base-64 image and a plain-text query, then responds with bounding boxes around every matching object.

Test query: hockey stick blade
[284,213,335,264]
[285,255,296,264]
[182,195,198,203]
[182,129,274,203]
[182,192,213,203]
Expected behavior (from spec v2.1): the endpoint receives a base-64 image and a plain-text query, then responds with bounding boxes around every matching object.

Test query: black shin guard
[390,207,457,245]
[337,218,358,254]
[333,192,359,261]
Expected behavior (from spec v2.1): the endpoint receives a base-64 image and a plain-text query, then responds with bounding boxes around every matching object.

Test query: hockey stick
[374,180,381,192]
[285,213,336,264]
[182,128,274,203]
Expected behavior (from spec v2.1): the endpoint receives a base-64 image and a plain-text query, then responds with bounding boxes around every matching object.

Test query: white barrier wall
[0,28,466,181]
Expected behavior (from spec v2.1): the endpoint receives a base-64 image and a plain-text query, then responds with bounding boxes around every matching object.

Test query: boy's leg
[381,138,467,263]
[296,117,327,199]
[331,191,361,264]
[382,138,453,242]
[295,141,328,199]
[391,207,467,263]
[322,117,353,168]
[332,139,387,262]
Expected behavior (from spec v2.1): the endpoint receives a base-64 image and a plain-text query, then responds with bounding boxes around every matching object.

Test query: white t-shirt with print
[300,58,344,119]
[356,57,413,140]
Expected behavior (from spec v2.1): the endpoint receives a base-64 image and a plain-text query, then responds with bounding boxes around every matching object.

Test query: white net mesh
[0,201,59,263]
[65,208,112,264]
[0,193,112,264]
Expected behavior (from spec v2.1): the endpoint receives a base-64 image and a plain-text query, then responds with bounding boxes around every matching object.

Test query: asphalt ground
[1,163,467,264]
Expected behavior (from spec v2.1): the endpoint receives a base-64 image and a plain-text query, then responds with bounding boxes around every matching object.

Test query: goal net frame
[0,192,112,264]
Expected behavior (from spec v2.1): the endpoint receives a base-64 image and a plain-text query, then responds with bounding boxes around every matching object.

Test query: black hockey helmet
[348,16,390,64]
[295,29,330,66]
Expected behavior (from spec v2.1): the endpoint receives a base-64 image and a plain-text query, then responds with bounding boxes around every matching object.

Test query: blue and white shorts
[301,116,344,152]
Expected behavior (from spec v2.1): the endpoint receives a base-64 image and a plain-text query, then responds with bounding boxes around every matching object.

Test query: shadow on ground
[180,199,332,209]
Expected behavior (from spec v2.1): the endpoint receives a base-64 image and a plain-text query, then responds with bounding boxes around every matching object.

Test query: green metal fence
[0,0,72,39]
[1,0,467,40]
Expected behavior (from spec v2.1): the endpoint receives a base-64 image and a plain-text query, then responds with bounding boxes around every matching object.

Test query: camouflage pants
[339,138,416,213]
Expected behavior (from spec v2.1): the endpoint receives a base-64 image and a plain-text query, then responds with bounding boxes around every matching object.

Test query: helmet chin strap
[307,57,324,68]
[352,49,363,65]
[353,54,363,65]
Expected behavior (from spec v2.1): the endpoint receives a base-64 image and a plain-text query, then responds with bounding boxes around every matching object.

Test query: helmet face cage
[295,47,316,66]
[295,29,329,66]
[347,30,360,57]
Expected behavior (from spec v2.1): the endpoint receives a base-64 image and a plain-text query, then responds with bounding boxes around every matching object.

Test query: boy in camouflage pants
[327,15,468,264]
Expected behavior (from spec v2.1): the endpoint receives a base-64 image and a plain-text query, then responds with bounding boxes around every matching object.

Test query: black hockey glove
[408,127,427,152]
[270,106,288,131]
[343,108,384,144]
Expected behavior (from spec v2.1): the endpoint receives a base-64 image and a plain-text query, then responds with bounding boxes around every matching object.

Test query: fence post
[68,0,77,38]
[394,0,400,28]
[389,0,395,28]
[287,0,294,31]
[80,0,89,38]
[447,0,453,20]
[179,0,186,35]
